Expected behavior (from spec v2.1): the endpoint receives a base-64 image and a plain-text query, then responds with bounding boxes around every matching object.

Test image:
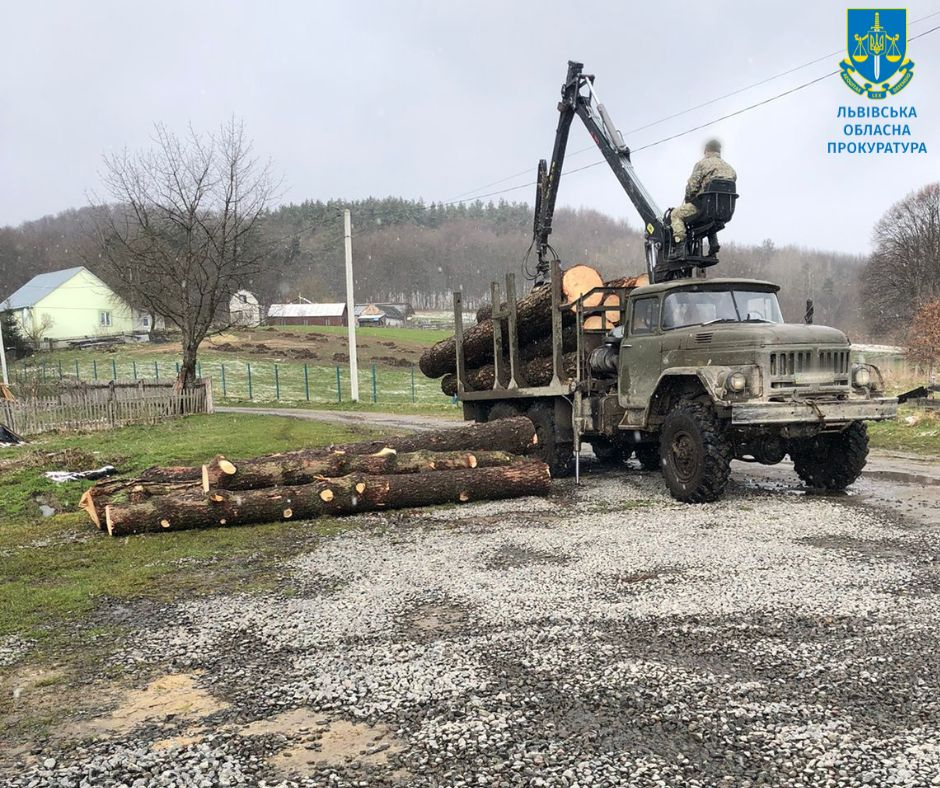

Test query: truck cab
[581,277,896,501]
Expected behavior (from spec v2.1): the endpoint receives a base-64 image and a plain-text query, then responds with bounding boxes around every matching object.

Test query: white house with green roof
[1,266,159,345]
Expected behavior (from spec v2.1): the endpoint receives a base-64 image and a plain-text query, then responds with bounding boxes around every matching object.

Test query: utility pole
[343,209,360,402]
[0,316,8,386]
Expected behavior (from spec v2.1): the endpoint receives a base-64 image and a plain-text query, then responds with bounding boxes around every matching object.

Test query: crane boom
[532,61,735,286]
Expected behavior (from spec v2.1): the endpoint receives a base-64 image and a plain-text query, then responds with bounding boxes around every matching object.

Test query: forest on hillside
[0,197,868,336]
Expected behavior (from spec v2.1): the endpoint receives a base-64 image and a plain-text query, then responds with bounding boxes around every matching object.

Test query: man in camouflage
[670,139,736,257]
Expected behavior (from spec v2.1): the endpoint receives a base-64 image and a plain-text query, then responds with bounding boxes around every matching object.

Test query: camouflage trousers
[670,202,698,242]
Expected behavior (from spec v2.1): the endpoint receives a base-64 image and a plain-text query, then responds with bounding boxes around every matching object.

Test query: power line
[446,9,940,204]
[442,22,940,207]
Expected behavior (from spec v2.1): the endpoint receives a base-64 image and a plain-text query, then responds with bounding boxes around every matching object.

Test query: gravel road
[4,452,940,787]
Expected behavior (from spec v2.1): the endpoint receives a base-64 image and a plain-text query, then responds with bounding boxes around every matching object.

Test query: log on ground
[80,479,200,528]
[202,449,519,492]
[119,417,539,486]
[105,461,553,536]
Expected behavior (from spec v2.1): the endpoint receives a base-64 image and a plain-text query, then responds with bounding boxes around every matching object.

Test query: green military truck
[449,61,897,502]
[453,266,897,502]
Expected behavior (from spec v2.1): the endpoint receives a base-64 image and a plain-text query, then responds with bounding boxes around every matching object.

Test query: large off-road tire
[789,421,869,490]
[634,443,661,471]
[659,401,732,503]
[526,402,575,478]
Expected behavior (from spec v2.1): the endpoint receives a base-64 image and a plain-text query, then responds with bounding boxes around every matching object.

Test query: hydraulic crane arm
[533,61,666,285]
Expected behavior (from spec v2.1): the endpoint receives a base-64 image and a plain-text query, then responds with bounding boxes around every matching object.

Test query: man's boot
[707,233,720,257]
[669,238,686,261]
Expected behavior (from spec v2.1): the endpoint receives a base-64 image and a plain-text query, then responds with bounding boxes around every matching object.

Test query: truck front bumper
[731,397,898,425]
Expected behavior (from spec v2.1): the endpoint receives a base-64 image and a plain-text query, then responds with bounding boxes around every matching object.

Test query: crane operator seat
[690,178,738,229]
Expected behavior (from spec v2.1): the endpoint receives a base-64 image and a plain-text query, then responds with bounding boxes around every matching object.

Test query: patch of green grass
[0,414,376,639]
[11,348,453,410]
[868,406,940,456]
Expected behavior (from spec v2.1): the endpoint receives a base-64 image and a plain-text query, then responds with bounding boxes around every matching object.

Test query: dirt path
[214,405,458,432]
[732,450,940,528]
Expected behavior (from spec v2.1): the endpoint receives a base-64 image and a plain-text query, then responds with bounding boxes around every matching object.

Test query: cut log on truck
[419,264,603,379]
[202,449,518,492]
[441,353,580,396]
[105,460,552,536]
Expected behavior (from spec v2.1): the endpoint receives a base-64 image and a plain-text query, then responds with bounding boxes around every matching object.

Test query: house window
[99,311,113,327]
[140,315,150,328]
[238,294,248,304]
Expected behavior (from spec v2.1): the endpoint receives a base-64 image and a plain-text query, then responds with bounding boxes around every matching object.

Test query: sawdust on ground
[68,672,227,737]
[240,709,406,778]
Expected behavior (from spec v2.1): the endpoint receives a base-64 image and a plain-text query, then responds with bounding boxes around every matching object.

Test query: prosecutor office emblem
[841,9,914,98]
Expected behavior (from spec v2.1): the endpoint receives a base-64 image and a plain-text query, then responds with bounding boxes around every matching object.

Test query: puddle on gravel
[240,707,328,737]
[799,535,916,561]
[406,600,469,636]
[734,459,940,528]
[261,715,405,779]
[483,543,570,570]
[68,672,228,737]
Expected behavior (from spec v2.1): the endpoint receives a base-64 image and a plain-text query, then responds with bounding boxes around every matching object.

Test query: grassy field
[867,406,940,455]
[0,414,380,642]
[9,324,457,411]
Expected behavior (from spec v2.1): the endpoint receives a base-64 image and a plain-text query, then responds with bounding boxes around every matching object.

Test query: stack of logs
[79,417,551,537]
[419,264,646,395]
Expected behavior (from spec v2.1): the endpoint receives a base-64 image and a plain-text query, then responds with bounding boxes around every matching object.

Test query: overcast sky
[1,0,938,254]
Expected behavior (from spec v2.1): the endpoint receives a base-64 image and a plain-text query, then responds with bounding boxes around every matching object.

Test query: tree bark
[419,265,604,379]
[125,417,538,483]
[138,465,204,483]
[426,271,646,380]
[177,339,199,392]
[325,415,538,456]
[105,460,552,536]
[202,449,518,492]
[441,353,579,396]
[80,479,200,528]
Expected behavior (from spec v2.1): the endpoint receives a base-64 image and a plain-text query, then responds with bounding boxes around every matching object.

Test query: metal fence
[1,379,214,436]
[9,356,452,406]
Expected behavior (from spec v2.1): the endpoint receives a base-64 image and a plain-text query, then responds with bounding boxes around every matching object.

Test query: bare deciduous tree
[91,119,276,389]
[907,299,940,380]
[862,183,940,338]
[22,312,54,348]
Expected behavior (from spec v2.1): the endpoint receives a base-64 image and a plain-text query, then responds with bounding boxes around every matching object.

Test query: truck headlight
[852,366,871,388]
[726,371,747,393]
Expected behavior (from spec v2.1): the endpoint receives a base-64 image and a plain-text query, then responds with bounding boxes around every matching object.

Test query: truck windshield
[662,289,783,330]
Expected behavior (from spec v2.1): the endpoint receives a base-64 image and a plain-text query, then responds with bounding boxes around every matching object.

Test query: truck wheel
[487,402,522,422]
[526,402,575,478]
[789,421,869,490]
[634,443,661,471]
[659,401,732,503]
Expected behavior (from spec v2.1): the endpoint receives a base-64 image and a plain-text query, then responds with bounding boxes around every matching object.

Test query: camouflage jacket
[684,152,737,203]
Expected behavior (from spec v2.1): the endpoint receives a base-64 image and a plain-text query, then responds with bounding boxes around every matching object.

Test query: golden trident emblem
[852,12,903,81]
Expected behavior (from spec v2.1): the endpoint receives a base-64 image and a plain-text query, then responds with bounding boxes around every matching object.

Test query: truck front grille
[769,349,849,376]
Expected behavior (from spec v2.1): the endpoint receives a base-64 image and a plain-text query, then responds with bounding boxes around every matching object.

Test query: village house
[0,266,161,347]
[229,290,262,326]
[266,303,347,327]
